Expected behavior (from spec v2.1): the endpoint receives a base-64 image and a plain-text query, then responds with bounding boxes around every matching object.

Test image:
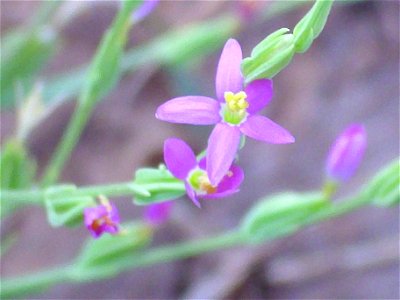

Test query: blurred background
[1,0,399,299]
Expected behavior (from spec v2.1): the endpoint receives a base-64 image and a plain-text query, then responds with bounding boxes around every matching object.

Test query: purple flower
[131,0,159,23]
[164,138,244,207]
[144,201,174,226]
[84,201,120,238]
[156,39,294,185]
[326,124,367,182]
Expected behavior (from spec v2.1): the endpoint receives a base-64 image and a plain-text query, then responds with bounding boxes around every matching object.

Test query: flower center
[90,216,116,232]
[188,169,217,195]
[222,91,249,125]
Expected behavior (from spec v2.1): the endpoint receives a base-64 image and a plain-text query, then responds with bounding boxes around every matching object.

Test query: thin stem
[0,189,44,205]
[0,266,71,299]
[0,193,385,298]
[129,230,247,268]
[40,103,93,187]
[0,180,184,208]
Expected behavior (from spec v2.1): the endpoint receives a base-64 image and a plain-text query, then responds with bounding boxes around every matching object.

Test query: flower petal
[144,201,174,225]
[245,79,273,114]
[185,182,201,208]
[207,123,241,185]
[240,115,295,144]
[164,138,197,180]
[205,164,244,199]
[215,39,243,101]
[326,124,367,181]
[156,96,221,125]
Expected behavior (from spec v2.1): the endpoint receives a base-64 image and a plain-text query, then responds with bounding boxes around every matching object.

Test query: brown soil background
[1,1,399,299]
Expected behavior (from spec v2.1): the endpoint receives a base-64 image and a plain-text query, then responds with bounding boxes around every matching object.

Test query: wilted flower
[144,201,174,226]
[84,199,120,238]
[326,124,367,182]
[156,39,294,185]
[164,138,244,207]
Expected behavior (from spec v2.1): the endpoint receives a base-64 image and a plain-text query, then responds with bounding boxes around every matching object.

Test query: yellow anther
[227,170,234,177]
[224,91,248,113]
[199,174,217,194]
[236,91,247,100]
[237,98,248,109]
[224,91,235,102]
[99,195,112,212]
[228,101,238,111]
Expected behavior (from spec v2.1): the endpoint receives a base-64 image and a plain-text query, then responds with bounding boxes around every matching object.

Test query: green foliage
[132,166,186,205]
[1,29,57,108]
[293,0,334,53]
[241,0,333,83]
[41,1,141,186]
[241,191,329,243]
[41,15,238,108]
[0,139,36,217]
[0,1,62,108]
[78,0,140,108]
[0,139,36,190]
[363,158,400,207]
[241,28,295,83]
[44,185,95,227]
[73,222,152,280]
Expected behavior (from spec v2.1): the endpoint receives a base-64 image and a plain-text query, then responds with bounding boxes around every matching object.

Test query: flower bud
[144,201,174,226]
[326,124,367,182]
[242,29,295,83]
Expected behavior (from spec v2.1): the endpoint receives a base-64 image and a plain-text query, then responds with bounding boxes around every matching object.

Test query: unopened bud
[326,124,367,182]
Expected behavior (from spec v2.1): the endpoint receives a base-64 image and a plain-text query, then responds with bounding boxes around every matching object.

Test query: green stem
[0,189,44,204]
[130,230,247,268]
[0,193,385,298]
[0,266,72,299]
[1,180,185,208]
[40,103,93,187]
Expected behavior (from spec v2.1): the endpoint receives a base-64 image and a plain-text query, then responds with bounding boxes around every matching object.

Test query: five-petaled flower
[164,138,244,207]
[326,124,367,182]
[84,199,120,238]
[156,38,294,185]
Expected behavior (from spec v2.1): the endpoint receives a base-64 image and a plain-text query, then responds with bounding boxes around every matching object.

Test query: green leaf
[241,191,329,243]
[241,0,334,83]
[0,0,62,108]
[78,0,141,108]
[363,159,400,207]
[73,222,152,280]
[0,139,36,191]
[293,0,334,53]
[1,29,57,108]
[132,166,186,205]
[39,15,238,108]
[40,1,141,186]
[44,185,95,227]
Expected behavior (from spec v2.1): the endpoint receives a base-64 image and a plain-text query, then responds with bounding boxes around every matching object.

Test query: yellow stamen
[224,91,249,113]
[199,174,217,194]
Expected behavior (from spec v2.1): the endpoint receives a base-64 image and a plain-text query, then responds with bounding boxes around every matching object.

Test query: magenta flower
[164,138,244,207]
[144,201,174,226]
[84,201,120,238]
[156,39,294,185]
[326,124,367,181]
[131,0,159,23]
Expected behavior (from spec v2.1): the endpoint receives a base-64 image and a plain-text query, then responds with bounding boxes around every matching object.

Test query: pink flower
[156,39,294,185]
[326,124,367,181]
[144,201,174,226]
[131,0,159,23]
[84,201,120,238]
[164,138,244,207]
